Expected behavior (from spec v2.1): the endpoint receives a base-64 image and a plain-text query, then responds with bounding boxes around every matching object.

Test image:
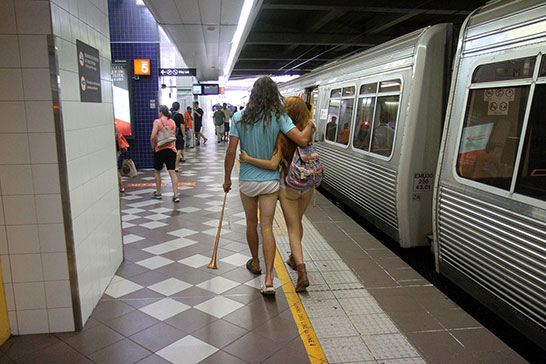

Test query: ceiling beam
[261,3,471,16]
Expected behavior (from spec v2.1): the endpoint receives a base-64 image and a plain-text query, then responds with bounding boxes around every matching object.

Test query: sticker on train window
[484,88,514,115]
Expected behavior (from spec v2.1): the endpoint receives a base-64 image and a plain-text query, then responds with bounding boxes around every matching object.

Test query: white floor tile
[164,238,198,249]
[244,276,283,290]
[122,222,136,229]
[121,195,142,201]
[196,276,240,294]
[178,207,201,213]
[156,336,218,364]
[143,213,170,221]
[123,234,145,244]
[105,277,143,298]
[202,227,232,236]
[136,256,174,269]
[150,207,173,214]
[148,278,192,296]
[178,254,211,268]
[122,208,145,214]
[122,214,141,222]
[193,296,244,318]
[143,243,182,255]
[140,221,168,229]
[193,194,213,198]
[139,298,190,321]
[129,200,164,208]
[204,206,228,213]
[219,253,251,267]
[168,228,199,238]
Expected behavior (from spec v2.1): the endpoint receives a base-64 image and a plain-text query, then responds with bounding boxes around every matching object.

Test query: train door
[304,87,319,122]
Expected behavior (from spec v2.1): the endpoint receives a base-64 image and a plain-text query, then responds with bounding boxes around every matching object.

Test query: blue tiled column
[109,0,160,168]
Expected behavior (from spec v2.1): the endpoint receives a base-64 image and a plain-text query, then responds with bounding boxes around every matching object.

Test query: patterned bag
[285,144,323,189]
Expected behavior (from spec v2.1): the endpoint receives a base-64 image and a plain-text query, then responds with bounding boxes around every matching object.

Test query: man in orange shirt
[184,106,194,148]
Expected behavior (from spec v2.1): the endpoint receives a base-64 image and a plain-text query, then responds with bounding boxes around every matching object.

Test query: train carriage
[434,0,546,349]
[280,23,452,248]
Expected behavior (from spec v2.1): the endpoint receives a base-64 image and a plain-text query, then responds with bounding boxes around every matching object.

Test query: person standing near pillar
[213,105,225,143]
[222,103,232,142]
[172,102,186,170]
[184,106,194,148]
[193,101,207,145]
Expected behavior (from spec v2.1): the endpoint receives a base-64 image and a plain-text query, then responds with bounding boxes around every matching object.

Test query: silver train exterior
[434,0,546,349]
[280,23,452,248]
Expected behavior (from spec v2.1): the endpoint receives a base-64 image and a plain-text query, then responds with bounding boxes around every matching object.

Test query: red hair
[275,97,310,176]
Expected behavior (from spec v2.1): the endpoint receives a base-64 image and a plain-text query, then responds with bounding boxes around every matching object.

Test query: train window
[353,97,375,150]
[343,86,355,97]
[456,86,530,190]
[472,56,536,83]
[330,88,342,98]
[540,58,546,77]
[326,99,340,142]
[370,96,399,156]
[335,98,354,145]
[379,79,401,93]
[360,83,377,95]
[515,84,546,201]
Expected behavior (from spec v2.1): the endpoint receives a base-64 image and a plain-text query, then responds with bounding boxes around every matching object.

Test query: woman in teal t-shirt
[223,76,314,294]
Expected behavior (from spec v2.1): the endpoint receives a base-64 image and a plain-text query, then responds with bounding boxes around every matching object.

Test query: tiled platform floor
[0,134,529,364]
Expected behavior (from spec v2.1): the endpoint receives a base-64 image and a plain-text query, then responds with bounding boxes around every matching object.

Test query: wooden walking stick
[208,191,228,269]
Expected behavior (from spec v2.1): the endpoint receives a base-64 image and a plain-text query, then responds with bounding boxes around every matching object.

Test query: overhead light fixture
[207,26,216,31]
[223,0,255,82]
[136,0,145,5]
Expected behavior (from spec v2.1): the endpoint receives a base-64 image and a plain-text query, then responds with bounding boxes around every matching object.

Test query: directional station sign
[159,68,196,77]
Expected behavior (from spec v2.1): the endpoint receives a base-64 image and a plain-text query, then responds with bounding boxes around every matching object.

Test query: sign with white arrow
[159,68,196,77]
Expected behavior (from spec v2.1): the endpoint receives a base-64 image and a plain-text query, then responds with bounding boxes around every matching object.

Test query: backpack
[285,144,323,190]
[157,118,176,147]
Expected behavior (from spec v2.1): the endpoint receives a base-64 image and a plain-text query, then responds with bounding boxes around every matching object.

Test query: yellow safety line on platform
[273,210,327,363]
[237,157,326,362]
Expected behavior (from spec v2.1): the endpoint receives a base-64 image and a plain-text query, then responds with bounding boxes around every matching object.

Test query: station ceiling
[230,0,489,79]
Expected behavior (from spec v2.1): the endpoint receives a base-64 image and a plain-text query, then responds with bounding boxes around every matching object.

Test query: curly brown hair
[240,76,284,128]
[275,96,310,176]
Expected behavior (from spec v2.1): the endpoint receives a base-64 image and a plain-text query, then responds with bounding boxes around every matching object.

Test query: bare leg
[168,169,178,197]
[279,188,313,266]
[258,191,279,287]
[118,171,123,191]
[175,150,182,171]
[154,170,162,194]
[240,192,261,272]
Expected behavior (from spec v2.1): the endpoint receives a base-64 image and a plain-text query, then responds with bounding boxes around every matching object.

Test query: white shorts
[239,180,280,197]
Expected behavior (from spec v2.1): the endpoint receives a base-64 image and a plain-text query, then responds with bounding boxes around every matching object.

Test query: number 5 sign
[134,59,151,75]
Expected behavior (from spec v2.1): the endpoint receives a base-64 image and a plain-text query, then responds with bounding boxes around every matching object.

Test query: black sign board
[159,68,196,77]
[77,40,101,103]
[202,84,219,95]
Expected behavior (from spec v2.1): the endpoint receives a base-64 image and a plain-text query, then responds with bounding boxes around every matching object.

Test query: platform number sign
[134,59,151,75]
[77,40,101,103]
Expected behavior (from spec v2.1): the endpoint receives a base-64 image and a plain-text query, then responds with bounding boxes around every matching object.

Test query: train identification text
[413,172,433,194]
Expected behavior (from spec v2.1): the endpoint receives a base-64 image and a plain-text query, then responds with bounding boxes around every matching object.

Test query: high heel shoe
[286,253,297,270]
[295,264,309,292]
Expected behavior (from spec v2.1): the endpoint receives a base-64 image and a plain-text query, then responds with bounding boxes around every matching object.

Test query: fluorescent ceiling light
[223,0,255,81]
[136,0,145,5]
[158,25,172,44]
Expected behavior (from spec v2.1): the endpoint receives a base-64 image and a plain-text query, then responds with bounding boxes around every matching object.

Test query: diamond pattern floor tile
[139,298,190,321]
[193,296,245,318]
[136,256,174,269]
[178,254,211,268]
[156,335,219,364]
[105,276,144,298]
[148,278,192,296]
[196,276,240,294]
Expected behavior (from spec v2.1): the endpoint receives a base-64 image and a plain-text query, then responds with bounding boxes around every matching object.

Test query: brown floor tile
[373,294,423,312]
[12,341,83,364]
[120,297,163,310]
[251,316,300,344]
[388,267,425,281]
[127,270,171,287]
[119,288,165,300]
[73,358,94,364]
[222,304,273,331]
[164,308,218,333]
[129,323,187,352]
[0,350,13,364]
[156,263,216,284]
[0,334,60,360]
[115,261,151,278]
[124,247,156,263]
[223,284,263,305]
[450,328,509,353]
[222,241,249,253]
[197,350,251,364]
[134,354,172,364]
[433,308,482,330]
[60,323,125,356]
[191,319,249,349]
[388,310,443,333]
[262,346,312,364]
[406,331,463,362]
[472,349,529,364]
[91,300,136,323]
[223,332,286,364]
[104,310,160,337]
[88,338,151,364]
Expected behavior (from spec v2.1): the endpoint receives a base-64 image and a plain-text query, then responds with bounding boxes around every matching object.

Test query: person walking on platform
[223,76,314,294]
[239,97,315,292]
[213,105,225,143]
[171,102,186,170]
[150,105,180,203]
[193,101,207,145]
[222,102,231,142]
[184,106,194,148]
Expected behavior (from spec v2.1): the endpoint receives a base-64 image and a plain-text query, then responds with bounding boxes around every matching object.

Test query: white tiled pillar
[0,0,122,335]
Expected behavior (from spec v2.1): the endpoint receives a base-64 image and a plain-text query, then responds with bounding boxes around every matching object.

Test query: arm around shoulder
[285,122,314,147]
